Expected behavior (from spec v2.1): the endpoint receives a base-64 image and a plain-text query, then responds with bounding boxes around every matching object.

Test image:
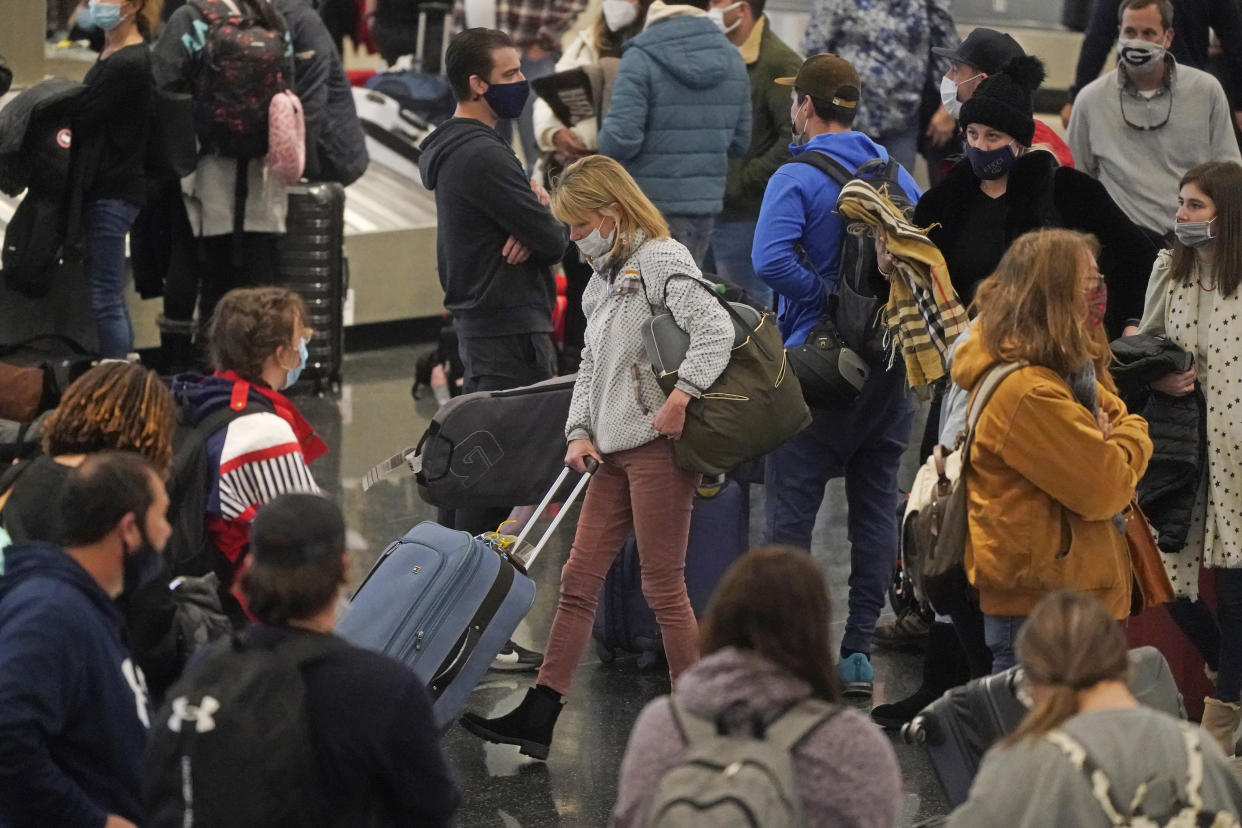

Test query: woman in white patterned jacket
[460,155,734,760]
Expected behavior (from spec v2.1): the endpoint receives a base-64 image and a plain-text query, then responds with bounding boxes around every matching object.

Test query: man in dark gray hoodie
[419,27,568,398]
[418,28,568,671]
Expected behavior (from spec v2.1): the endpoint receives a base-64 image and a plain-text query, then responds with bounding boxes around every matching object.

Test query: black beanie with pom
[959,55,1046,146]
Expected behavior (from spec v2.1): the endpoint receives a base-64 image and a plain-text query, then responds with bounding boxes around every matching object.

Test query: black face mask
[122,525,166,596]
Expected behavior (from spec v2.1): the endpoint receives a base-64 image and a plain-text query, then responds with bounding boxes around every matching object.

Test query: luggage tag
[360,446,421,492]
[479,520,530,575]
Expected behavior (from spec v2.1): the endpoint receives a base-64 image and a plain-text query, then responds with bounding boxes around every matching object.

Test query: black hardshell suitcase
[904,645,1185,807]
[276,182,347,392]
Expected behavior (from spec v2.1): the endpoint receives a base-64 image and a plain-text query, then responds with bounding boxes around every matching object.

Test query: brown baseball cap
[775,53,860,109]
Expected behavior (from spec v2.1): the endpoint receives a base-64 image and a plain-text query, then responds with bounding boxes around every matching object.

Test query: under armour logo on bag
[168,695,221,733]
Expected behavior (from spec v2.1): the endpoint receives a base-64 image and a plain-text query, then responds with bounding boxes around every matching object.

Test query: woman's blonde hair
[974,228,1114,387]
[550,155,668,266]
[1004,591,1130,745]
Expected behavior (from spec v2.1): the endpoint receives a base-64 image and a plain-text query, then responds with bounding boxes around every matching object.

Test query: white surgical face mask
[602,0,638,32]
[1117,37,1167,74]
[707,1,744,34]
[939,72,981,121]
[575,216,617,260]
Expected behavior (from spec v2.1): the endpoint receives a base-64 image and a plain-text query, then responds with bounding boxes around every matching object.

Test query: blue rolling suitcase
[593,478,750,668]
[336,464,594,730]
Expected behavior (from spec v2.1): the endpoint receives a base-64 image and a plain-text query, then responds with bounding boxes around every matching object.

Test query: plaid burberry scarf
[836,178,968,394]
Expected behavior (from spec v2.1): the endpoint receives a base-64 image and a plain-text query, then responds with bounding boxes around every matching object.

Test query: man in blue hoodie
[0,451,171,828]
[598,0,752,266]
[753,54,920,698]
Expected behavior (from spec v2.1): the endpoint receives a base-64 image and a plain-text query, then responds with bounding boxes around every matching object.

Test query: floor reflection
[292,345,949,827]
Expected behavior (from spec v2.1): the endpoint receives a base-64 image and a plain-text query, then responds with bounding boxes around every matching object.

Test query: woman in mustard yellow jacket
[951,228,1153,672]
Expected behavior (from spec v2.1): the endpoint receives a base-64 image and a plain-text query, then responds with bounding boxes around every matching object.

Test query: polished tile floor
[292,345,949,827]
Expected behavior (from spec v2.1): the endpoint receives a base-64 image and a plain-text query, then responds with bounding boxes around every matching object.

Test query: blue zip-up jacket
[598,11,751,216]
[0,542,151,827]
[752,130,922,347]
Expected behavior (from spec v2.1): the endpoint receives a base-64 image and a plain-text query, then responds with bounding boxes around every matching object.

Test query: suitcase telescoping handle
[512,458,598,570]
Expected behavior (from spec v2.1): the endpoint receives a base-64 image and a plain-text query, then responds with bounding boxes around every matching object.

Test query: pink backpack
[266,90,305,185]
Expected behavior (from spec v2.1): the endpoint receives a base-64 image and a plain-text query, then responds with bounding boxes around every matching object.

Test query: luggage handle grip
[511,458,597,570]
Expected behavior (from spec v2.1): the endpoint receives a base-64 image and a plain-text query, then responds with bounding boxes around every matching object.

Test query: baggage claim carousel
[0,100,443,351]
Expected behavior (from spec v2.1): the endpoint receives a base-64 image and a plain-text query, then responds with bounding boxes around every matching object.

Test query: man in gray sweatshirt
[1068,0,1240,238]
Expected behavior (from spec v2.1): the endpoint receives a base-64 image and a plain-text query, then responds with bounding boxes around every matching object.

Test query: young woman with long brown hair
[948,591,1242,826]
[1139,160,1242,766]
[611,547,902,827]
[952,228,1152,672]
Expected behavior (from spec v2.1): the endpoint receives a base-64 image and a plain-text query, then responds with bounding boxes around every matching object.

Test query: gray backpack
[646,698,840,828]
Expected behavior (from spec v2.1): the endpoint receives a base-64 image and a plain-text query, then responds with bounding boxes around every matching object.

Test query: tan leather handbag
[1125,499,1175,614]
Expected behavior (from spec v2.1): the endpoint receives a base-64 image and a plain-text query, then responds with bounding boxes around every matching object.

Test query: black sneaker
[491,640,544,672]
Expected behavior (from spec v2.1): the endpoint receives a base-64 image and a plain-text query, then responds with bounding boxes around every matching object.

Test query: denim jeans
[709,217,772,309]
[85,198,142,358]
[666,215,716,268]
[764,365,915,654]
[984,614,1026,674]
[496,53,558,173]
[538,439,700,694]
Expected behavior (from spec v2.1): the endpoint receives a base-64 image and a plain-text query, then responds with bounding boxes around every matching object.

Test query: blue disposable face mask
[482,79,531,120]
[75,5,98,31]
[89,0,126,31]
[965,141,1019,180]
[282,337,309,390]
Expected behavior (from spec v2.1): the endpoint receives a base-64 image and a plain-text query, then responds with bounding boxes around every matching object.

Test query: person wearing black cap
[870,56,1160,732]
[146,494,460,827]
[933,27,1074,170]
[915,55,1157,333]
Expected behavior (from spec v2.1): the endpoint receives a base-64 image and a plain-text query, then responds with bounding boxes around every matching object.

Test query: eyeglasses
[1119,85,1172,131]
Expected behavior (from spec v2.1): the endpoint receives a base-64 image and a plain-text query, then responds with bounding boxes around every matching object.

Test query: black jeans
[437,330,557,533]
[163,232,280,330]
[1216,569,1242,702]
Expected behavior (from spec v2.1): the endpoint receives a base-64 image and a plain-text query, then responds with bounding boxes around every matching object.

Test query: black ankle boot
[871,622,967,730]
[460,685,563,760]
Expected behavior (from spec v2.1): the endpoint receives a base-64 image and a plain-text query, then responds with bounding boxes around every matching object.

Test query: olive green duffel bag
[643,276,812,476]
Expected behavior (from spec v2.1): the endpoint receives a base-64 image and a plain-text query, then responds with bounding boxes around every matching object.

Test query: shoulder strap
[1043,729,1129,826]
[784,150,856,188]
[172,399,272,480]
[763,698,842,753]
[960,362,1024,460]
[660,273,773,361]
[669,697,720,748]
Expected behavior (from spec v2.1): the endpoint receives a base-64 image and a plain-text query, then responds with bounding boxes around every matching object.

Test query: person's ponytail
[1001,591,1131,745]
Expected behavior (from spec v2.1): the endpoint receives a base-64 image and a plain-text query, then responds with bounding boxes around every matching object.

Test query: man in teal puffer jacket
[598,0,752,265]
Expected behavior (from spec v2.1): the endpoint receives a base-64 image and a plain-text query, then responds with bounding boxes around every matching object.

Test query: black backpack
[783,152,916,362]
[190,0,290,160]
[143,631,341,828]
[164,399,272,581]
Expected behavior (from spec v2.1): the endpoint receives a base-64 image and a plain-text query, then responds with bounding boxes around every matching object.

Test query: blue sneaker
[839,652,874,698]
